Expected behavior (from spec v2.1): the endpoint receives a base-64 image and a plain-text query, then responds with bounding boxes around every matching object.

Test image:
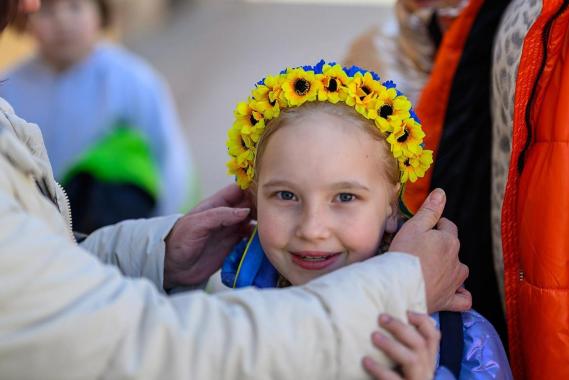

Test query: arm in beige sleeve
[0,168,426,380]
[79,215,181,292]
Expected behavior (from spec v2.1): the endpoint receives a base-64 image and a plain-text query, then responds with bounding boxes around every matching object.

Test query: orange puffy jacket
[503,1,569,378]
[404,0,569,378]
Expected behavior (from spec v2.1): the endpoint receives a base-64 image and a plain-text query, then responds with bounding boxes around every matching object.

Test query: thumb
[407,188,446,232]
[443,288,472,313]
[192,207,251,231]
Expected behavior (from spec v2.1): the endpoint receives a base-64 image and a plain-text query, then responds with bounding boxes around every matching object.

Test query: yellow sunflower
[369,86,412,132]
[345,71,381,116]
[227,158,251,189]
[227,127,245,156]
[226,127,255,168]
[282,68,321,106]
[399,148,433,183]
[252,75,284,119]
[317,64,349,103]
[233,100,266,143]
[386,118,425,159]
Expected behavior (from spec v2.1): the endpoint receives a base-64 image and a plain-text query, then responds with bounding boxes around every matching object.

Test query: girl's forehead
[261,117,387,179]
[273,111,378,149]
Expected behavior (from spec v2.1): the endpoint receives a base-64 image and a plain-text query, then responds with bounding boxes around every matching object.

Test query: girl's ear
[384,184,401,234]
[247,187,258,220]
[385,208,399,234]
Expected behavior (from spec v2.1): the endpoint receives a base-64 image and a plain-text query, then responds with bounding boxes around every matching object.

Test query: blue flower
[383,80,397,89]
[313,59,326,74]
[410,109,421,124]
[344,65,367,77]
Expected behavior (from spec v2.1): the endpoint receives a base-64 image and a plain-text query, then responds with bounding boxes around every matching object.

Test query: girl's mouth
[290,251,342,271]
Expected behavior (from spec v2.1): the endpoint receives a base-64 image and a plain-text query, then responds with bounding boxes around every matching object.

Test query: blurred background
[0,0,396,199]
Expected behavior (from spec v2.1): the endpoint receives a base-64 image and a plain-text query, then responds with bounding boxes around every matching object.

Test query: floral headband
[226,60,433,190]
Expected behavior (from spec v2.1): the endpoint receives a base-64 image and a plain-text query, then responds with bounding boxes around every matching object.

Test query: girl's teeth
[301,256,327,261]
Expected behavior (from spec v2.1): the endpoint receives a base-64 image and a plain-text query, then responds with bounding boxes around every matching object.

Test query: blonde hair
[252,102,400,200]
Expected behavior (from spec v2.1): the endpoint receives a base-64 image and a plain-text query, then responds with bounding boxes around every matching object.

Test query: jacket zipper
[518,0,569,173]
[54,181,74,240]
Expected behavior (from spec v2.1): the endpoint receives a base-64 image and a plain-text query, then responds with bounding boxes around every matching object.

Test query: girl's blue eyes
[276,191,296,201]
[337,193,355,202]
[275,191,356,203]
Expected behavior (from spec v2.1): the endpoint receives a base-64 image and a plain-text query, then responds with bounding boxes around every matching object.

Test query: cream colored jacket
[0,97,427,379]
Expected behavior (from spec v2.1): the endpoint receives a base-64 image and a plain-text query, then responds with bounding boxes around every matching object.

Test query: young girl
[221,61,512,379]
[0,0,198,231]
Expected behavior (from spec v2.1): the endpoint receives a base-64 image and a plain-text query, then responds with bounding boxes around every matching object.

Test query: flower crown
[226,60,433,190]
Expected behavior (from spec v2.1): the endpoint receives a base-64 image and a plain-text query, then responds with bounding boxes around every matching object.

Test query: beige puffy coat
[0,97,427,379]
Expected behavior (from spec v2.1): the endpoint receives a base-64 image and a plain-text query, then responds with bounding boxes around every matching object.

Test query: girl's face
[28,0,100,71]
[256,111,399,285]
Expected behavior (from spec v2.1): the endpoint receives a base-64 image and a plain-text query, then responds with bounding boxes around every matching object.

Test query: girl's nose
[295,207,331,241]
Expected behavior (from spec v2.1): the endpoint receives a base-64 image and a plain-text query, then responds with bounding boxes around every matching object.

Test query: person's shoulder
[94,43,164,86]
[0,98,15,115]
[459,310,513,378]
[0,97,48,181]
[1,56,44,85]
[462,309,499,334]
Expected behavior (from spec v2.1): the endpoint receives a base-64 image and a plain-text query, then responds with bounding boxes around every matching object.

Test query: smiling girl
[221,61,512,379]
[254,101,400,285]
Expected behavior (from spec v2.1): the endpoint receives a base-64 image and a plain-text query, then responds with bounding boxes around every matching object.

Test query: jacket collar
[0,97,72,231]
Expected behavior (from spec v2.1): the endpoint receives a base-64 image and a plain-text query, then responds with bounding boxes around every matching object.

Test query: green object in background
[62,124,160,200]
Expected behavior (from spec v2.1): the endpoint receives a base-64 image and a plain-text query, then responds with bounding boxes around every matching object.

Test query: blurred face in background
[20,0,42,13]
[28,0,101,71]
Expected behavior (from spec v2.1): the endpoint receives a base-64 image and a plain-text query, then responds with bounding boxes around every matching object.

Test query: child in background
[0,0,199,232]
[220,61,512,379]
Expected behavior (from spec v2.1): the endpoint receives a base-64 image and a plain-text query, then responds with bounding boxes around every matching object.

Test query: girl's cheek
[258,207,280,240]
[260,206,298,249]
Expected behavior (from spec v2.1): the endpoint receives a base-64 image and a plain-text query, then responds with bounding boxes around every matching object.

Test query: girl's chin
[285,264,345,286]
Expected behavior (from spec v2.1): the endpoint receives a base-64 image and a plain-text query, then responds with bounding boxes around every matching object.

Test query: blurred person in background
[0,0,199,233]
[345,0,509,347]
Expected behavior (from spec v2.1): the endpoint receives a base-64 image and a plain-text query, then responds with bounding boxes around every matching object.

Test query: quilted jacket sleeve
[0,132,427,379]
[80,215,181,292]
[0,168,426,380]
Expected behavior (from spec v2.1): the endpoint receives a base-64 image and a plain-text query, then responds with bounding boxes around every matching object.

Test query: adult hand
[389,189,471,313]
[362,312,440,380]
[163,184,253,289]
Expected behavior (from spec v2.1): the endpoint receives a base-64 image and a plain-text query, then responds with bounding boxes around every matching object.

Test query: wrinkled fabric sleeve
[80,214,181,292]
[0,179,427,378]
[458,310,513,380]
